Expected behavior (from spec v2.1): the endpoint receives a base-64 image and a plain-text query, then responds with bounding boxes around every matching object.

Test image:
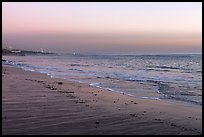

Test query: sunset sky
[2,2,202,54]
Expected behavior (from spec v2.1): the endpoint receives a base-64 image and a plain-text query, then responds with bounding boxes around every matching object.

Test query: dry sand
[2,66,202,135]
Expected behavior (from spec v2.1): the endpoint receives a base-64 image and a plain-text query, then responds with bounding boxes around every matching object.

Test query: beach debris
[50,87,57,90]
[76,100,85,104]
[59,91,74,93]
[46,85,54,89]
[58,82,63,85]
[37,80,44,83]
[67,91,75,93]
[46,86,57,90]
[129,113,137,117]
[130,100,137,104]
[170,123,176,127]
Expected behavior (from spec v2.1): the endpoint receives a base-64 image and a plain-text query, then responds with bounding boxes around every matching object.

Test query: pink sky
[2,2,202,54]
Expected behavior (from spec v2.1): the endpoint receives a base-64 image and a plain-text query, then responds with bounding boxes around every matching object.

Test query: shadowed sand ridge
[2,66,202,135]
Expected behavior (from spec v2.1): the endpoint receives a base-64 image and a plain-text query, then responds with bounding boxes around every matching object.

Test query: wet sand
[2,66,202,135]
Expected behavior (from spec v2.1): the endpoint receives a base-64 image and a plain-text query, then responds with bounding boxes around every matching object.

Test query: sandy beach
[2,65,202,135]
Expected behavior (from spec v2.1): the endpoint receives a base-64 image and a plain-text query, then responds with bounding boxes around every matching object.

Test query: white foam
[89,83,100,86]
[47,73,55,78]
[89,83,103,88]
[105,88,115,91]
[22,67,34,72]
[127,93,134,97]
[141,96,162,101]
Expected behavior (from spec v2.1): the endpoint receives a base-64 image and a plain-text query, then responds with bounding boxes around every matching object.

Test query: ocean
[3,53,202,106]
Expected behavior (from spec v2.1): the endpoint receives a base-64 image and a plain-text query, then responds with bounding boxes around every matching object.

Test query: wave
[68,64,89,67]
[147,65,180,70]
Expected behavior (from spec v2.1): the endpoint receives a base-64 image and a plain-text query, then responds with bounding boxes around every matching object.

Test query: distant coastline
[2,48,56,56]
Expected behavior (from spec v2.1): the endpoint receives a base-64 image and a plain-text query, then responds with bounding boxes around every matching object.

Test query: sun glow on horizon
[2,2,202,54]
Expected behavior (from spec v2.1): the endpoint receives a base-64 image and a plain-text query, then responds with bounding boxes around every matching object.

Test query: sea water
[3,53,202,105]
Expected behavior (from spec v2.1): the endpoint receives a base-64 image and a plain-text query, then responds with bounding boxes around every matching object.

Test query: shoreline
[2,55,202,107]
[2,65,202,135]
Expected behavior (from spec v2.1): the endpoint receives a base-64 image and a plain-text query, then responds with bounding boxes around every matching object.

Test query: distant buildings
[2,48,22,55]
[2,47,55,56]
[4,46,21,53]
[5,46,12,51]
[11,50,21,53]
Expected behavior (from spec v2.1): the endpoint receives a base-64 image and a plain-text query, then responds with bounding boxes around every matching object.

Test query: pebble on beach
[58,82,63,85]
